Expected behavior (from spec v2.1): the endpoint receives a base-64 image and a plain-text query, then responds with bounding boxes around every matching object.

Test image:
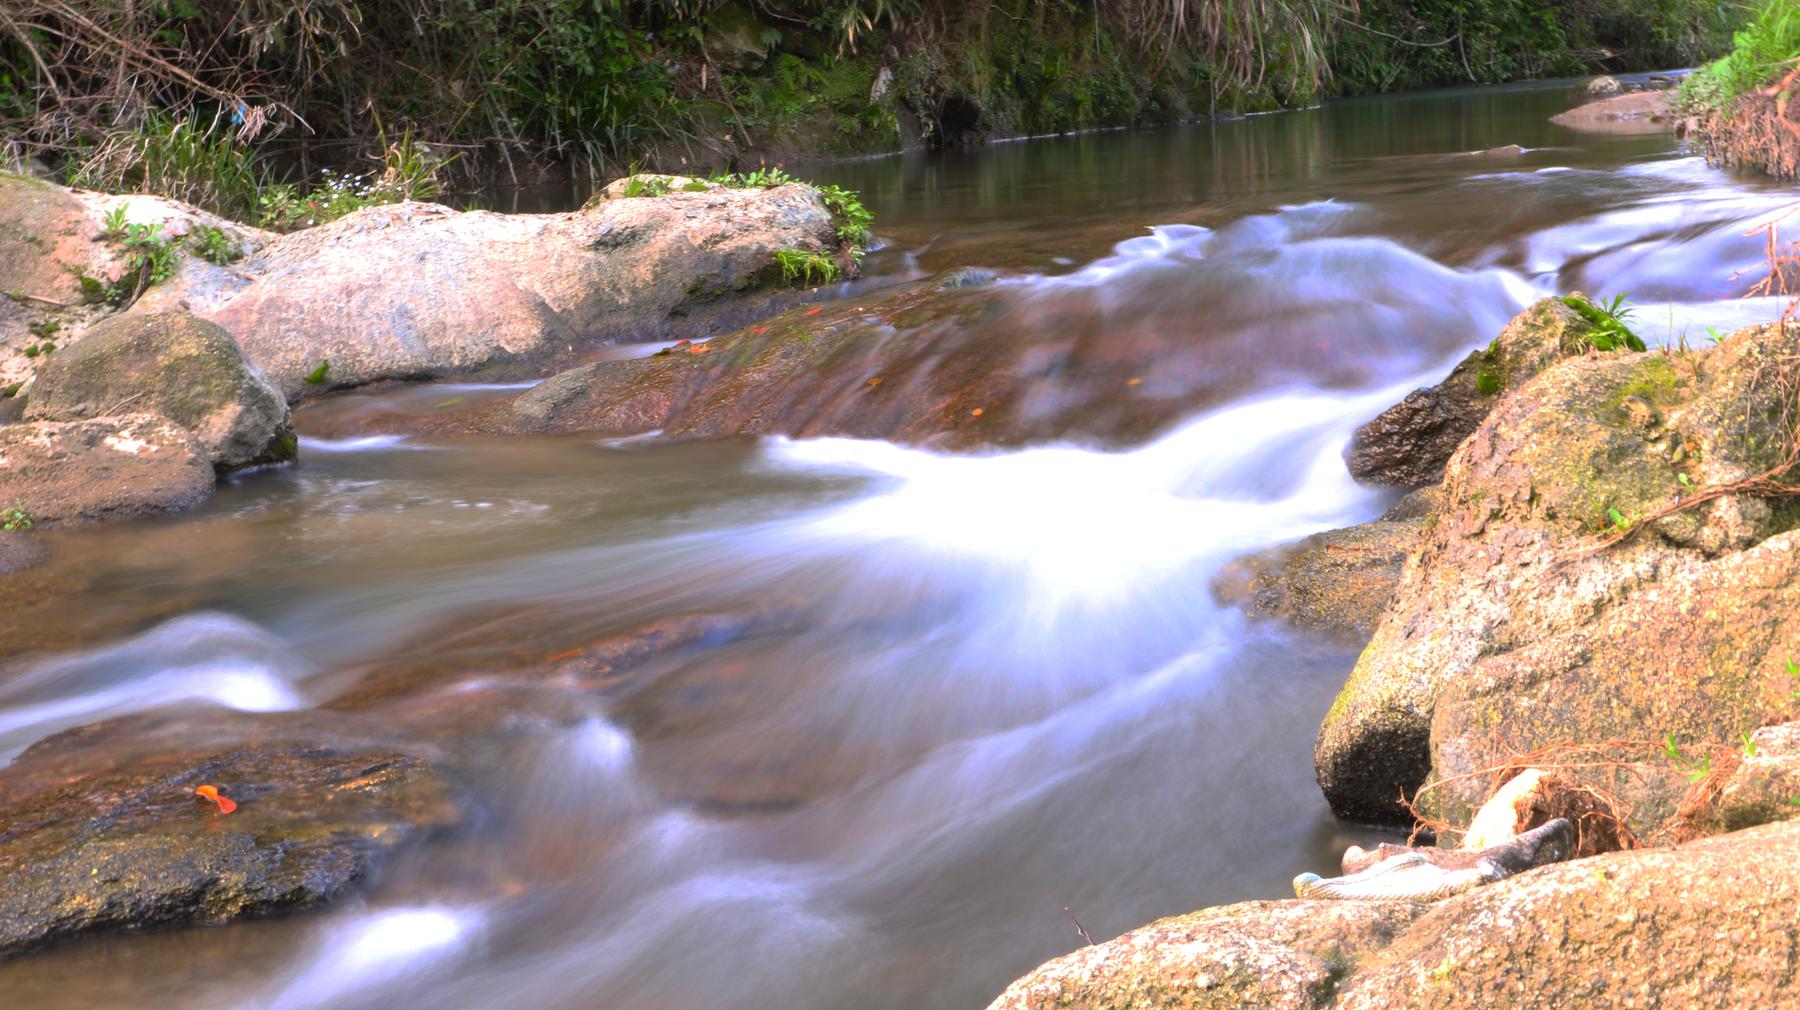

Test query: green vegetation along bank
[1,0,1737,221]
[1677,0,1800,179]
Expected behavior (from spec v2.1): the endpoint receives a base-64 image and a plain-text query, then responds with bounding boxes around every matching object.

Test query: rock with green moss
[0,714,463,957]
[1318,317,1800,828]
[1345,297,1598,489]
[26,312,294,471]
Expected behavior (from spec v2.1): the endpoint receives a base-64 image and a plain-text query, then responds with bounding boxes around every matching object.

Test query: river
[0,76,1793,1009]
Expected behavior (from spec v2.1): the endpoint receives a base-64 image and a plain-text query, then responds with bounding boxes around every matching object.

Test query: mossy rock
[1345,297,1601,489]
[26,311,295,471]
[1318,315,1800,828]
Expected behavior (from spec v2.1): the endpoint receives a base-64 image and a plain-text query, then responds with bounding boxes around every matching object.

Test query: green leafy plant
[776,248,840,286]
[1606,506,1631,532]
[619,174,673,198]
[107,221,180,304]
[303,360,330,385]
[1,504,33,532]
[188,224,240,265]
[98,204,129,241]
[1740,731,1760,757]
[1562,294,1647,353]
[816,183,873,248]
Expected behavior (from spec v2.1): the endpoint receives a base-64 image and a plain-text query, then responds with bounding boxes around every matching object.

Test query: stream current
[1,76,1795,1009]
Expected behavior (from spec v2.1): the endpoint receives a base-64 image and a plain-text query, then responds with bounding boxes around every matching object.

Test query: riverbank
[2,1,1735,207]
[1677,0,1800,180]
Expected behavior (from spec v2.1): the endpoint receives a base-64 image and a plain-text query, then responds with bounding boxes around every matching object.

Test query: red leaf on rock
[194,784,237,815]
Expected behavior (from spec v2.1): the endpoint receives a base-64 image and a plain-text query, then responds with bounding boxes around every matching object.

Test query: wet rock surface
[25,312,294,470]
[0,718,462,956]
[339,269,1466,451]
[0,415,214,526]
[1345,297,1593,488]
[1318,315,1800,827]
[989,819,1800,1010]
[1212,487,1436,641]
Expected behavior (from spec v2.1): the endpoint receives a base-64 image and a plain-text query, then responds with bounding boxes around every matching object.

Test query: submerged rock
[0,415,213,526]
[988,819,1800,1010]
[367,269,1450,451]
[148,186,840,398]
[26,312,294,470]
[1211,487,1437,640]
[1345,297,1593,488]
[0,723,461,956]
[1318,316,1800,828]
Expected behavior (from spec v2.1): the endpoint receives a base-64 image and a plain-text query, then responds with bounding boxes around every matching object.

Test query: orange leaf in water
[754,326,767,333]
[194,784,237,815]
[687,343,711,354]
[806,307,822,316]
[970,407,984,417]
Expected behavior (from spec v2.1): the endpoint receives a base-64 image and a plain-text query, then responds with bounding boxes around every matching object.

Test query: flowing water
[2,77,1796,1009]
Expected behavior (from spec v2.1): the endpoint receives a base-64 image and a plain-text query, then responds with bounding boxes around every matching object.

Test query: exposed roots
[1695,88,1800,182]
[1400,737,1749,857]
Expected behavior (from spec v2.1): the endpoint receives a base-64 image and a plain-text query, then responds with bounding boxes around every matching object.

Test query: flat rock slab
[0,727,461,956]
[0,414,213,526]
[1550,91,1672,134]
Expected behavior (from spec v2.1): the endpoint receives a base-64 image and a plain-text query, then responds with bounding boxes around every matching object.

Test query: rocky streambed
[0,78,1797,1010]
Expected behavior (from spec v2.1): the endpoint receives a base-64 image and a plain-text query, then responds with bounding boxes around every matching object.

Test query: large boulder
[1713,722,1800,832]
[0,174,269,391]
[146,187,840,398]
[987,819,1800,1010]
[0,716,461,956]
[0,415,213,526]
[25,311,294,470]
[1345,297,1593,488]
[1317,317,1800,827]
[1331,818,1800,1009]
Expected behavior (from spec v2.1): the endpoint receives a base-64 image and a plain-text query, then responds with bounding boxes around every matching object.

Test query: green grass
[188,224,240,265]
[1562,294,1647,353]
[619,174,673,198]
[776,248,841,286]
[1677,0,1800,115]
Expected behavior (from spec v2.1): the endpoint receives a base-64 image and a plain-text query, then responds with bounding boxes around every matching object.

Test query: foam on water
[0,612,309,760]
[257,906,486,1010]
